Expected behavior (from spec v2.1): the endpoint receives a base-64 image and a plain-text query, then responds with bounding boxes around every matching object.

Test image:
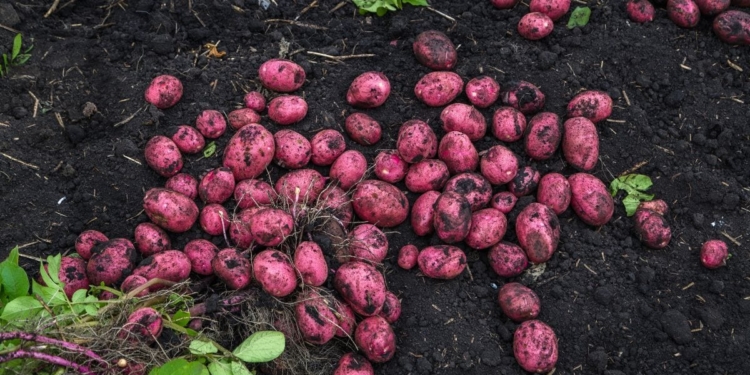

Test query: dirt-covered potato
[75,230,109,260]
[310,129,346,166]
[275,168,325,205]
[398,244,419,270]
[411,190,441,236]
[713,10,750,45]
[143,188,199,233]
[212,248,252,290]
[563,117,599,171]
[198,167,235,204]
[412,30,457,71]
[529,0,571,21]
[397,120,439,163]
[488,242,529,278]
[229,207,262,249]
[355,316,396,363]
[347,71,391,108]
[405,159,450,193]
[118,307,163,343]
[638,199,669,216]
[508,166,541,197]
[465,76,500,108]
[346,112,382,146]
[223,124,275,181]
[120,274,149,297]
[442,175,490,214]
[566,90,613,124]
[438,131,479,175]
[144,135,183,178]
[667,0,700,28]
[133,250,191,284]
[258,58,306,92]
[333,300,357,338]
[480,145,519,185]
[525,112,562,161]
[234,179,276,209]
[54,257,89,298]
[695,0,729,14]
[253,249,297,297]
[491,192,518,214]
[627,0,655,22]
[700,239,729,269]
[518,12,554,40]
[134,222,170,256]
[144,74,182,109]
[165,173,198,200]
[633,208,671,249]
[374,151,409,184]
[568,173,614,227]
[199,203,230,236]
[537,172,572,215]
[414,71,464,107]
[330,150,367,190]
[317,185,354,228]
[433,191,472,244]
[249,208,294,247]
[169,125,205,154]
[492,107,527,142]
[195,109,227,139]
[418,245,467,280]
[333,353,374,375]
[334,260,387,316]
[502,81,546,114]
[268,95,308,125]
[184,239,217,276]
[295,290,337,345]
[440,103,487,142]
[87,238,138,286]
[352,180,409,228]
[227,108,261,131]
[243,91,266,112]
[273,129,311,169]
[378,291,401,324]
[513,320,559,373]
[465,208,507,250]
[294,241,328,286]
[346,224,389,264]
[498,282,541,322]
[515,202,560,264]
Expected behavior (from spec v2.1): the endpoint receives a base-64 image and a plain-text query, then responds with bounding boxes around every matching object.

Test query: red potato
[212,248,252,290]
[227,108,261,131]
[508,166,541,197]
[465,76,501,108]
[513,320,558,373]
[502,81,546,115]
[481,145,519,185]
[378,291,401,323]
[525,112,562,161]
[199,167,235,204]
[121,274,149,297]
[518,12,554,41]
[330,150,367,190]
[334,260,387,316]
[498,283,541,322]
[184,239,217,276]
[414,71,464,107]
[87,238,138,286]
[333,300,357,338]
[563,117,599,171]
[143,188,199,233]
[333,353,374,375]
[440,103,487,142]
[352,180,409,228]
[412,30,457,71]
[638,199,669,216]
[273,129,311,170]
[144,135,183,178]
[249,208,294,247]
[633,208,671,249]
[317,185,354,228]
[627,0,656,22]
[398,244,419,269]
[268,95,308,125]
[355,316,396,363]
[223,124,275,181]
[165,173,198,200]
[243,91,266,112]
[433,191,472,243]
[567,90,613,124]
[418,245,467,279]
[492,107,527,143]
[134,222,170,256]
[346,113,382,146]
[274,168,326,205]
[118,307,163,343]
[253,249,297,297]
[144,75,182,109]
[295,290,337,345]
[75,230,108,260]
[488,242,529,278]
[667,0,700,28]
[54,257,89,298]
[374,151,409,184]
[568,173,614,226]
[258,59,306,92]
[234,179,276,210]
[294,241,328,286]
[713,11,750,45]
[169,125,205,154]
[491,192,518,214]
[133,250,191,285]
[311,129,346,166]
[411,190,441,236]
[229,207,262,249]
[537,172,572,215]
[397,120,438,163]
[695,0,729,15]
[530,0,571,21]
[347,72,391,108]
[700,239,729,269]
[195,109,227,139]
[492,0,520,8]
[465,208,507,250]
[345,224,389,264]
[405,159,450,193]
[200,204,230,236]
[444,173,492,212]
[515,203,560,264]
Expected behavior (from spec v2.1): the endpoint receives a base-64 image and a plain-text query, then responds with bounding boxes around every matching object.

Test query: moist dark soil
[2,1,750,374]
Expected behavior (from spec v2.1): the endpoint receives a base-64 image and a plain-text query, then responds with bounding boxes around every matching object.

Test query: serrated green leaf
[232,331,285,363]
[12,34,21,60]
[173,310,191,327]
[567,7,591,29]
[189,339,219,355]
[203,141,217,158]
[230,361,253,375]
[149,359,208,375]
[0,296,43,321]
[0,262,29,300]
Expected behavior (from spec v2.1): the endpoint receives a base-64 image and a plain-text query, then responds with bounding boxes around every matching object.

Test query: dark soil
[2,0,750,374]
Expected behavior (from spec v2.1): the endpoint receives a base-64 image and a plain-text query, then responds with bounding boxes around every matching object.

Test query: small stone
[82,102,98,117]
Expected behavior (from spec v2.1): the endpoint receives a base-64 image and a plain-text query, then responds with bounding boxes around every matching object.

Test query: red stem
[0,332,107,365]
[0,349,96,374]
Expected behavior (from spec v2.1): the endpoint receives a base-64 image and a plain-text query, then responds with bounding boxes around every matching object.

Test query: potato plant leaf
[204,141,217,158]
[609,174,655,216]
[0,296,44,322]
[173,309,192,327]
[352,0,429,16]
[149,358,208,375]
[567,7,591,29]
[189,339,219,355]
[232,331,285,363]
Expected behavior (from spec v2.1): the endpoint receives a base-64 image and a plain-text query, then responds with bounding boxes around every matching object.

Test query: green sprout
[352,0,429,17]
[609,174,654,216]
[0,33,33,77]
[567,7,591,29]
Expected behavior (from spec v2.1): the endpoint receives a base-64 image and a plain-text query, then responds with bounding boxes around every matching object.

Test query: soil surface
[1,0,750,374]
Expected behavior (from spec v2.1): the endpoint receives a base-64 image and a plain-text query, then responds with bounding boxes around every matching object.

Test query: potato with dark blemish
[438,131,479,175]
[169,125,205,154]
[144,135,183,178]
[165,173,198,200]
[253,249,297,297]
[222,124,275,181]
[633,208,671,249]
[443,173,492,212]
[405,159,450,193]
[515,202,560,264]
[566,90,612,123]
[144,74,182,109]
[713,10,750,45]
[143,188,199,233]
[480,145,519,185]
[75,230,108,260]
[517,12,554,41]
[211,248,252,290]
[344,224,389,264]
[249,208,294,247]
[295,289,337,345]
[513,320,559,373]
[524,112,562,161]
[334,260,387,316]
[133,222,170,256]
[396,120,438,163]
[414,71,464,107]
[195,109,227,139]
[498,282,541,322]
[417,245,467,279]
[310,129,346,166]
[433,192,472,244]
[568,173,614,227]
[355,316,396,363]
[411,190,441,236]
[198,167,235,204]
[346,71,391,108]
[346,112,382,146]
[86,238,138,287]
[488,242,529,278]
[184,239,217,276]
[352,180,409,228]
[412,30,457,71]
[465,208,507,250]
[133,249,191,285]
[508,166,541,197]
[333,353,374,375]
[537,172,571,215]
[492,106,527,142]
[440,103,487,142]
[502,81,546,114]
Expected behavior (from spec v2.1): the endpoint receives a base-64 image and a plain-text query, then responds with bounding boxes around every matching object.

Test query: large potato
[443,173,492,212]
[480,145,519,185]
[515,202,560,264]
[568,173,614,226]
[253,249,297,297]
[258,58,306,92]
[133,250,191,284]
[87,238,139,287]
[438,131,479,175]
[355,316,396,363]
[411,190,441,236]
[525,112,562,161]
[536,172,572,215]
[433,191,472,244]
[417,245,467,280]
[143,188,199,233]
[713,10,750,45]
[530,0,571,21]
[414,71,464,107]
[352,180,409,228]
[144,135,183,178]
[334,260,387,316]
[397,120,438,163]
[465,208,507,250]
[347,71,391,108]
[440,103,487,142]
[412,30,457,70]
[566,90,613,124]
[405,159,450,193]
[273,129,311,169]
[562,117,599,171]
[513,320,559,373]
[223,124,275,181]
[295,290,337,345]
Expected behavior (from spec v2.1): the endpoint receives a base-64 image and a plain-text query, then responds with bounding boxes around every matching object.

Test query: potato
[352,180,409,228]
[294,241,328,286]
[439,133,479,175]
[410,190,440,236]
[433,191,472,243]
[54,257,89,298]
[518,12,554,41]
[627,0,655,22]
[333,353,374,375]
[418,245,467,279]
[397,120,438,163]
[347,71,391,108]
[562,117,599,171]
[502,81,545,115]
[492,107,527,142]
[465,208,507,250]
[268,95,308,125]
[134,222,171,256]
[345,224,389,264]
[243,91,266,112]
[374,150,409,184]
[537,173,571,215]
[165,173,198,200]
[633,208,671,249]
[378,291,401,323]
[529,0,571,21]
[199,167,235,204]
[525,112,562,161]
[667,0,700,28]
[253,249,297,297]
[700,239,729,269]
[566,90,613,124]
[355,316,396,363]
[638,199,669,216]
[713,10,750,45]
[258,58,306,92]
[118,307,163,343]
[440,103,487,142]
[234,179,276,210]
[184,239,217,276]
[275,168,325,205]
[273,129,311,170]
[317,185,354,228]
[75,230,108,260]
[508,166,541,197]
[330,150,367,190]
[311,129,346,166]
[405,159,450,193]
[480,145,519,185]
[227,108,261,131]
[414,71,464,107]
[398,244,419,269]
[295,290,337,345]
[169,125,205,154]
[200,204,230,236]
[334,260,387,316]
[333,300,357,338]
[498,282,541,322]
[195,109,227,139]
[465,76,500,108]
[250,208,294,247]
[515,202,560,264]
[144,74,182,109]
[143,188,199,233]
[144,135,183,178]
[568,173,614,226]
[346,113,382,146]
[87,238,138,286]
[229,207,262,249]
[121,274,149,297]
[443,173,492,211]
[133,250,191,284]
[212,248,252,290]
[513,320,558,373]
[488,242,529,278]
[491,191,518,214]
[412,30,457,71]
[223,124,275,181]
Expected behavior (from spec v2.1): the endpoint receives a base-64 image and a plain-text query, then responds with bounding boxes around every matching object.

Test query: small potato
[295,290,337,345]
[411,190,441,236]
[508,166,541,197]
[491,0,520,8]
[311,129,346,166]
[249,208,294,247]
[55,257,89,298]
[352,180,409,228]
[633,208,671,249]
[333,300,357,338]
[525,112,562,161]
[273,129,311,170]
[627,0,655,22]
[398,244,419,269]
[258,58,306,92]
[223,124,275,181]
[133,250,191,284]
[134,222,171,256]
[169,125,205,154]
[184,239,217,276]
[355,316,396,363]
[563,117,599,171]
[492,107,527,143]
[212,248,252,290]
[243,91,266,112]
[165,173,198,200]
[518,12,554,41]
[200,204,231,236]
[268,95,308,125]
[378,291,401,324]
[638,199,669,216]
[465,76,500,108]
[713,10,750,45]
[568,173,614,227]
[412,30,457,71]
[397,120,438,163]
[347,72,391,108]
[515,203,560,264]
[700,239,729,269]
[227,108,261,131]
[498,282,541,322]
[253,249,297,297]
[317,186,354,228]
[330,150,367,190]
[667,0,700,28]
[195,109,227,139]
[443,173,492,211]
[491,192,518,214]
[537,172,572,215]
[121,274,149,297]
[418,245,467,279]
[143,188,199,233]
[502,81,546,114]
[465,208,507,250]
[334,260,387,316]
[75,230,108,260]
[229,207,262,249]
[346,224,389,264]
[566,90,613,124]
[480,145,519,185]
[118,307,163,343]
[144,135,183,178]
[275,168,325,205]
[234,179,276,210]
[374,151,409,184]
[405,159,450,193]
[88,239,140,288]
[333,353,374,375]
[440,103,487,142]
[346,113,382,146]
[199,167,236,204]
[433,191,472,244]
[529,0,571,21]
[513,320,558,373]
[144,75,182,109]
[488,242,529,278]
[414,71,464,107]
[294,241,328,286]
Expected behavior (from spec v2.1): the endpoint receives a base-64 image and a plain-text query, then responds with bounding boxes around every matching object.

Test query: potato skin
[212,248,252,290]
[199,167,235,204]
[227,108,261,131]
[195,109,227,139]
[638,199,669,216]
[294,241,328,286]
[120,274,149,297]
[58,257,89,298]
[405,159,450,193]
[229,207,261,249]
[513,320,559,373]
[433,191,472,244]
[118,307,163,343]
[268,95,308,125]
[491,192,518,214]
[465,208,507,250]
[243,91,266,112]
[488,242,529,278]
[275,168,325,205]
[562,117,599,171]
[518,12,554,40]
[333,353,374,375]
[345,113,382,146]
[536,173,572,215]
[525,112,562,161]
[465,76,500,108]
[330,150,367,190]
[480,145,519,185]
[568,173,614,227]
[165,173,198,200]
[144,74,182,109]
[295,290,337,345]
[515,203,560,264]
[492,107,527,142]
[223,124,275,181]
[414,71,464,107]
[633,208,671,249]
[87,238,139,286]
[199,203,230,236]
[398,245,419,269]
[508,166,541,198]
[440,103,487,142]
[412,30,457,71]
[234,179,276,210]
[444,173,492,212]
[133,249,191,284]
[143,188,199,233]
[374,151,409,183]
[498,283,541,322]
[317,186,354,228]
[170,125,205,154]
[273,129,311,170]
[667,0,700,28]
[249,208,294,247]
[184,239,217,276]
[397,120,438,163]
[438,132,479,175]
[417,245,467,279]
[355,316,396,363]
[411,190,441,236]
[311,129,346,167]
[258,58,306,92]
[627,0,655,22]
[333,300,357,338]
[347,71,391,108]
[134,222,171,256]
[566,90,613,124]
[144,135,183,178]
[75,230,108,260]
[334,260,387,316]
[352,180,410,228]
[502,81,546,115]
[253,249,297,297]
[713,10,750,45]
[700,239,729,269]
[378,291,401,324]
[346,224,389,264]
[530,0,571,21]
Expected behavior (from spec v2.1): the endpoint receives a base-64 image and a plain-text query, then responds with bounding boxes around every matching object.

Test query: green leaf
[32,279,67,307]
[12,34,21,60]
[13,54,30,66]
[47,254,62,285]
[0,296,43,321]
[149,359,209,375]
[207,361,232,375]
[232,331,285,363]
[230,361,253,375]
[403,0,428,6]
[622,195,641,216]
[189,339,219,355]
[2,247,20,266]
[0,263,29,300]
[567,7,591,29]
[610,174,655,216]
[203,141,217,158]
[173,310,191,327]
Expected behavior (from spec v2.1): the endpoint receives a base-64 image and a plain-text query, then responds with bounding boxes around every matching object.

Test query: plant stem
[0,349,96,374]
[0,332,107,366]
